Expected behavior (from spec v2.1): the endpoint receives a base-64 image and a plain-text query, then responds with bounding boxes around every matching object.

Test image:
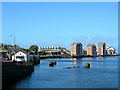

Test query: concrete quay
[2,62,34,89]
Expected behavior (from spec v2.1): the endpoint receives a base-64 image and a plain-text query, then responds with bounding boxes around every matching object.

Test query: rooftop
[98,42,106,47]
[87,44,96,47]
[71,42,82,45]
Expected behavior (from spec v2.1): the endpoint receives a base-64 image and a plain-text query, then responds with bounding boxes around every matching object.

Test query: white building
[106,46,115,55]
[12,51,27,62]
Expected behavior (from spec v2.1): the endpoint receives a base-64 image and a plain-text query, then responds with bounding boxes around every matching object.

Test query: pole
[14,36,15,46]
[10,35,15,61]
[9,40,10,60]
[13,36,15,61]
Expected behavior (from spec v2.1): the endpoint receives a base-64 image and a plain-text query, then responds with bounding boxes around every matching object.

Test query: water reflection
[98,57,103,60]
[71,58,81,60]
[71,58,82,65]
[71,61,77,65]
[87,57,93,60]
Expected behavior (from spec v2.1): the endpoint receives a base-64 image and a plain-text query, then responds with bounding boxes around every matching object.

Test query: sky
[2,2,118,52]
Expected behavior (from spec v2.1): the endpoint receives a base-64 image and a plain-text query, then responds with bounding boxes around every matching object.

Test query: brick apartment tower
[71,42,82,56]
[98,42,106,55]
[87,44,97,56]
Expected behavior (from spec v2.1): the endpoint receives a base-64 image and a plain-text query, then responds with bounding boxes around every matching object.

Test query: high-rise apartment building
[87,44,96,56]
[98,42,106,55]
[71,42,82,56]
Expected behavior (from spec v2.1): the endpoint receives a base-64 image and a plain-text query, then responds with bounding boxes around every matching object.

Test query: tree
[24,49,29,54]
[29,45,38,55]
[39,50,46,55]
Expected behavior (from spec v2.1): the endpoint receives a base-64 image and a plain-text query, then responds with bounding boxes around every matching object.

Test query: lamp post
[5,38,10,60]
[10,35,15,60]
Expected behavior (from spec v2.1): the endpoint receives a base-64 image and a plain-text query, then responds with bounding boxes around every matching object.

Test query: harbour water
[11,56,119,88]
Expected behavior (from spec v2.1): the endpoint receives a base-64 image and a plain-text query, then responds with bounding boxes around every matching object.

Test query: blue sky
[2,2,118,52]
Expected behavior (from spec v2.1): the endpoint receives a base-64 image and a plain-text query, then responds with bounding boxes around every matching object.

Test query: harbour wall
[2,62,34,89]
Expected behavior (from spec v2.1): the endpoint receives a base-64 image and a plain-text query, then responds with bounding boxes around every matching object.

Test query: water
[11,56,119,88]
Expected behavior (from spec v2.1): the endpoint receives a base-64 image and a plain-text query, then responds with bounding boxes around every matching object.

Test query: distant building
[87,44,96,56]
[71,42,82,56]
[98,42,106,55]
[106,46,115,55]
[96,49,98,54]
[0,49,8,59]
[7,45,25,60]
[39,46,70,55]
[66,50,71,55]
[0,43,8,60]
[83,49,87,55]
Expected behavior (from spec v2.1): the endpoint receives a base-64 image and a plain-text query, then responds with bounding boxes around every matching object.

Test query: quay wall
[2,62,34,89]
[27,55,40,65]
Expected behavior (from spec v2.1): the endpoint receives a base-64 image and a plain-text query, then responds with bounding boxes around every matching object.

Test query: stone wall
[2,62,34,89]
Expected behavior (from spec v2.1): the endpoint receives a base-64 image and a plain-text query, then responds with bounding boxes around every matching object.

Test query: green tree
[29,45,38,55]
[24,49,29,54]
[39,50,46,55]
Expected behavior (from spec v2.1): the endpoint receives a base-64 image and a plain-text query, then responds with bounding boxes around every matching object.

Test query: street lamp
[10,35,15,61]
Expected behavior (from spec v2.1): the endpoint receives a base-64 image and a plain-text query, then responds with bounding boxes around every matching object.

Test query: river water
[11,56,119,88]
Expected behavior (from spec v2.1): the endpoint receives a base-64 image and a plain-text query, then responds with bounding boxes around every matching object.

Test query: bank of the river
[2,62,34,90]
[2,55,40,90]
[40,54,120,59]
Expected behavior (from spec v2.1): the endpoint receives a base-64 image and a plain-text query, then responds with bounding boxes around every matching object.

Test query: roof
[66,50,70,52]
[98,42,106,47]
[87,44,96,47]
[71,42,82,45]
[107,47,115,51]
[14,51,27,55]
[7,46,27,54]
[10,47,27,55]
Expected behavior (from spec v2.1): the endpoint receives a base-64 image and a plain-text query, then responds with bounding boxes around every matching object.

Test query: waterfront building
[106,46,115,55]
[12,51,27,62]
[82,49,87,55]
[96,49,98,55]
[0,43,8,60]
[87,44,97,56]
[66,50,71,55]
[8,45,25,60]
[39,46,70,55]
[71,42,82,56]
[98,42,106,55]
[0,49,8,59]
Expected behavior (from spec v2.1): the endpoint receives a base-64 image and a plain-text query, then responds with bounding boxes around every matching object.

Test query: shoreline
[40,54,120,59]
[2,62,34,89]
